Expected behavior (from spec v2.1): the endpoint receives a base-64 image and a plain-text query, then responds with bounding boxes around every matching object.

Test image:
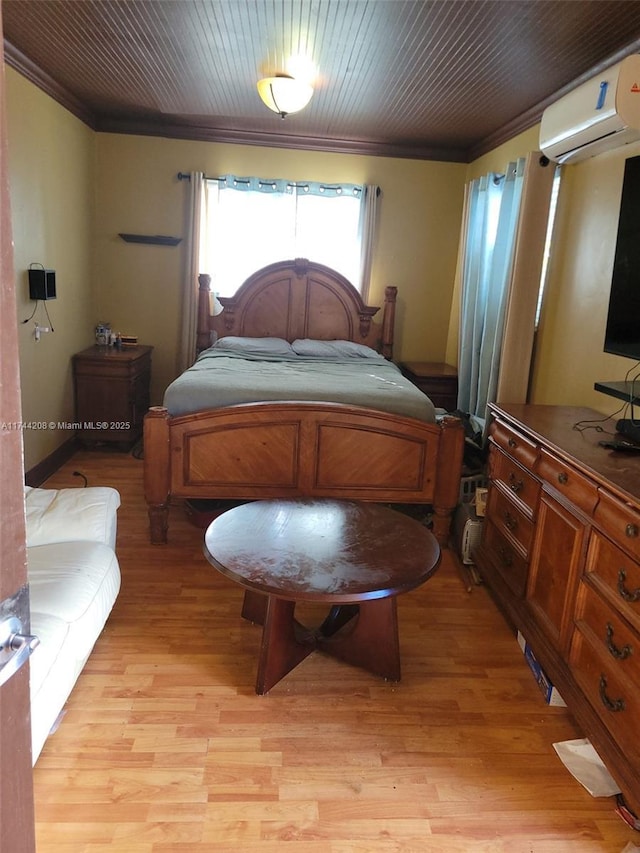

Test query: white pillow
[213,336,294,356]
[24,486,121,550]
[291,339,383,359]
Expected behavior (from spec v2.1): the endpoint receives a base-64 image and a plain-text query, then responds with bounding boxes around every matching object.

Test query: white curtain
[199,176,291,296]
[358,185,380,302]
[176,171,204,373]
[457,159,526,425]
[198,175,375,297]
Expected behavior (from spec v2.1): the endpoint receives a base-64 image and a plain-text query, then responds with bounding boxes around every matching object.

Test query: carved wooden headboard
[196,258,397,358]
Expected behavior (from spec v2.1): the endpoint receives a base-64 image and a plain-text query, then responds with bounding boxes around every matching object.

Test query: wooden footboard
[144,403,464,546]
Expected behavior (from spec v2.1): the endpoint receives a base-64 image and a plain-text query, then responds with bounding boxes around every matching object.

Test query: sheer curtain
[457,154,556,431]
[199,176,292,296]
[457,159,526,426]
[357,184,380,302]
[198,175,375,297]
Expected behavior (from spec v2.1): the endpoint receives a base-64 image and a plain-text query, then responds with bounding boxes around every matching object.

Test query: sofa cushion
[28,540,121,762]
[28,611,70,751]
[28,541,121,642]
[28,611,68,702]
[25,486,120,550]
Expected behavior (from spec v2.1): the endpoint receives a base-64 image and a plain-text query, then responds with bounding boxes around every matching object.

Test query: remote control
[598,440,640,452]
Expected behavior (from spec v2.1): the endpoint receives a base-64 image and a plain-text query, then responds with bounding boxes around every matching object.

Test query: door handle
[0,616,40,688]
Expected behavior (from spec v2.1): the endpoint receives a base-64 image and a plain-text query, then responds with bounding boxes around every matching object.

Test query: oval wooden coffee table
[203,498,441,694]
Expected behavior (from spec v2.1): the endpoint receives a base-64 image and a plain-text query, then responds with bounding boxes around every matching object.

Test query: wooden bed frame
[144,258,464,545]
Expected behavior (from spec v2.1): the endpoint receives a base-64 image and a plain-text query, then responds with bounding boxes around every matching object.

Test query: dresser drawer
[570,628,640,768]
[491,449,540,516]
[482,519,529,597]
[487,485,534,554]
[537,448,598,516]
[490,419,539,470]
[585,531,640,632]
[594,490,640,561]
[574,581,639,687]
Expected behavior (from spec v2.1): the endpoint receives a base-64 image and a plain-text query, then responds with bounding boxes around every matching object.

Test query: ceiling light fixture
[257,74,313,118]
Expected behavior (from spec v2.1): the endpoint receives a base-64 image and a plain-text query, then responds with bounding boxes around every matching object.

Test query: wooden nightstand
[399,361,458,411]
[72,345,153,446]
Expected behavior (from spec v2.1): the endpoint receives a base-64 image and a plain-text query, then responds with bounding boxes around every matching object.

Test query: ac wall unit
[540,54,640,164]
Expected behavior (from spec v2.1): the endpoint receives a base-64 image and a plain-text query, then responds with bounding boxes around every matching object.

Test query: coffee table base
[241,590,401,694]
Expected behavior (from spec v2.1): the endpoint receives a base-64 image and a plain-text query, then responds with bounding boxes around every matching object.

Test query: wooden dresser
[475,403,640,815]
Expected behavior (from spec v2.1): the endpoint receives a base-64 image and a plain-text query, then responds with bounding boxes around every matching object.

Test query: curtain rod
[177,171,218,181]
[177,172,379,196]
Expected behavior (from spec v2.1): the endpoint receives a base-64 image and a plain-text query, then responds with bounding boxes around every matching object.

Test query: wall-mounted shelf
[594,380,640,406]
[118,233,182,246]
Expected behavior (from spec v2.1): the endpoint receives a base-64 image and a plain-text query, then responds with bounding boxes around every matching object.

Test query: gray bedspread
[163,348,437,422]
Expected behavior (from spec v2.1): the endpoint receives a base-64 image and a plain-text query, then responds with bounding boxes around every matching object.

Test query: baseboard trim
[25,436,80,487]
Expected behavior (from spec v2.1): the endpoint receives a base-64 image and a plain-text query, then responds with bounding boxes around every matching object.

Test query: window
[199,175,366,297]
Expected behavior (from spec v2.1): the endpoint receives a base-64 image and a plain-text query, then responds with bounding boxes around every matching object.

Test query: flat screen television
[604,154,640,361]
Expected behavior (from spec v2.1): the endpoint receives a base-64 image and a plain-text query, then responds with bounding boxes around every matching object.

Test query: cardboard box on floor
[517,631,567,706]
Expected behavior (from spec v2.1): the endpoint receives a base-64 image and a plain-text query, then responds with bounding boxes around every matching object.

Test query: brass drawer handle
[605,623,632,660]
[504,511,517,531]
[599,675,625,713]
[508,437,517,448]
[625,523,639,539]
[557,472,568,485]
[617,569,640,603]
[508,472,524,494]
[497,546,513,568]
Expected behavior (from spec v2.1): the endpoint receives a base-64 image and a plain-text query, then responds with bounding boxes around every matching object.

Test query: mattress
[164,338,437,422]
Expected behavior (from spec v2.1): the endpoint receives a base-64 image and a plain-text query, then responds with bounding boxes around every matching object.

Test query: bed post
[431,415,465,545]
[196,273,213,354]
[144,406,172,544]
[381,286,397,359]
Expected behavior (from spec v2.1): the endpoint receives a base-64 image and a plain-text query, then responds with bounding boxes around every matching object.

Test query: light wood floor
[33,449,638,852]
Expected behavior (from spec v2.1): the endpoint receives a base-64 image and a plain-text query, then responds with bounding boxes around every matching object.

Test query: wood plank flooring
[33,449,638,852]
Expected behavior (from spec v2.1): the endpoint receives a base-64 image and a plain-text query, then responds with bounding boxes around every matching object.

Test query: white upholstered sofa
[25,485,121,762]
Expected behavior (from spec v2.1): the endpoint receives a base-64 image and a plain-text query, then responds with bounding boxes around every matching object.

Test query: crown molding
[95,115,469,162]
[4,40,97,128]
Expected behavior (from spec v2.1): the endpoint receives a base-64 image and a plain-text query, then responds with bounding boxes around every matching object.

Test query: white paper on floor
[552,738,621,797]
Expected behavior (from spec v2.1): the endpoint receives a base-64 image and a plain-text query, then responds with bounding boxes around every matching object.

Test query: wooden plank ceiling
[4,0,640,162]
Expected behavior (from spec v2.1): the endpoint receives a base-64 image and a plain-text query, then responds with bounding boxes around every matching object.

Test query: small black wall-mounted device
[28,267,56,301]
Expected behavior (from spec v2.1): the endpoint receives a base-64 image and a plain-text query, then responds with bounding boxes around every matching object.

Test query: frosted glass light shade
[257,76,313,117]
